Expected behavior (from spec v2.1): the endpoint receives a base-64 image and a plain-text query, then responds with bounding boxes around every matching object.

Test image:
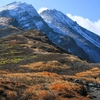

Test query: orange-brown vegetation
[0,30,100,99]
[76,67,100,77]
[75,67,100,83]
[49,82,89,100]
[0,69,92,100]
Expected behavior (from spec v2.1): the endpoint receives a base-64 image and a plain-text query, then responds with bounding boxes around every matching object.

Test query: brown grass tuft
[37,90,55,100]
[5,90,17,100]
[50,82,88,97]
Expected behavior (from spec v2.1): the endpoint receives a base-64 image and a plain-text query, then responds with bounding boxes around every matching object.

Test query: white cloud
[38,7,48,14]
[67,13,100,36]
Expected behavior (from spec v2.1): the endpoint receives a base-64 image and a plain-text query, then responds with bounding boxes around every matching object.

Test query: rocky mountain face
[40,9,100,62]
[0,2,100,62]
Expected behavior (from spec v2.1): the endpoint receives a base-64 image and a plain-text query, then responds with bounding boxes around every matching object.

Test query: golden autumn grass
[0,29,100,100]
[0,62,93,100]
[1,65,98,100]
[76,67,100,77]
[0,71,95,100]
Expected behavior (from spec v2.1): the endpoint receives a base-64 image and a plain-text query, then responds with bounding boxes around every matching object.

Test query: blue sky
[0,0,100,35]
[0,0,99,21]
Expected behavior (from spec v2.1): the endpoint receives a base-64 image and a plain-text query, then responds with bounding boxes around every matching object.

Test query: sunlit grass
[0,57,24,65]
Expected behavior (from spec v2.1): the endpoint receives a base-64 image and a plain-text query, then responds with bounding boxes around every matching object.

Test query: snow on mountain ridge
[41,9,73,27]
[0,1,38,17]
[0,1,21,11]
[0,2,41,30]
[40,9,100,49]
[40,9,100,62]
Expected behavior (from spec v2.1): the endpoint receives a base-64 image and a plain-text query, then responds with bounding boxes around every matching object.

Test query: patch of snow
[35,21,44,30]
[0,2,39,17]
[68,48,71,52]
[38,7,48,14]
[23,23,29,27]
[40,9,100,49]
[0,17,10,27]
[40,9,100,62]
[72,24,100,48]
[0,2,42,30]
[58,39,61,43]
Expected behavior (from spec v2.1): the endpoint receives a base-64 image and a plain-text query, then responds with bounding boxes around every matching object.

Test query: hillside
[0,26,22,38]
[0,2,100,62]
[0,2,100,100]
[0,29,90,73]
[0,29,100,100]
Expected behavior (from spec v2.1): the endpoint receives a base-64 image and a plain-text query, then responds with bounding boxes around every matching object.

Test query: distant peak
[41,9,63,15]
[6,1,22,6]
[38,7,48,14]
[0,1,34,12]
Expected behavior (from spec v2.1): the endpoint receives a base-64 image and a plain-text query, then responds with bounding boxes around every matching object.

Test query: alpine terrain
[0,2,100,100]
[40,9,100,63]
[0,2,100,62]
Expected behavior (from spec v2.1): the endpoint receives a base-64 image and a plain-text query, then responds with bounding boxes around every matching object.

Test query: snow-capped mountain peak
[0,2,43,29]
[40,9,74,27]
[40,9,100,62]
[40,9,100,48]
[0,1,23,11]
[0,1,38,17]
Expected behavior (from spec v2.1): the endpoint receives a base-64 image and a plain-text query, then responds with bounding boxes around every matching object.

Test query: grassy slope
[0,29,100,100]
[0,26,22,38]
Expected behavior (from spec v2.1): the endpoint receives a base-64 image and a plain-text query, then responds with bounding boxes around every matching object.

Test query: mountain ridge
[40,9,100,62]
[0,2,100,100]
[0,2,100,62]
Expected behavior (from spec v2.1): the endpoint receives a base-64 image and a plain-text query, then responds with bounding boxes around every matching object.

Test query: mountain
[0,2,100,100]
[40,9,100,62]
[0,17,19,29]
[0,2,90,62]
[0,1,41,29]
[0,2,100,62]
[0,16,22,37]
